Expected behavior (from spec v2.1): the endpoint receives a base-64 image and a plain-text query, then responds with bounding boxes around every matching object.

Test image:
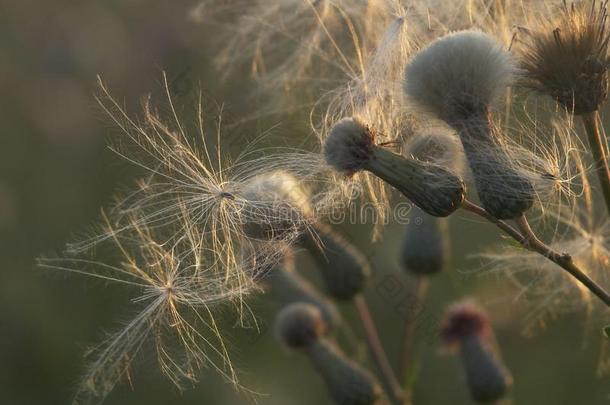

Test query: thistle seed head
[405,30,515,125]
[324,117,375,175]
[275,303,327,349]
[241,170,314,240]
[520,0,610,114]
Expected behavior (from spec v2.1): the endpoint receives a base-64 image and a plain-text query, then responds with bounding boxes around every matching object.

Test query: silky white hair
[404,30,516,123]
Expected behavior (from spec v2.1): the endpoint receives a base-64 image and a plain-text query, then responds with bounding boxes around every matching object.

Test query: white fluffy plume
[404,30,516,123]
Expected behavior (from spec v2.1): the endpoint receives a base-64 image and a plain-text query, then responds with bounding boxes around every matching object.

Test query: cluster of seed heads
[39,0,610,404]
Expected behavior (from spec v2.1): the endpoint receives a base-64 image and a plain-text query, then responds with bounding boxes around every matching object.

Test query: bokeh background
[1,1,608,404]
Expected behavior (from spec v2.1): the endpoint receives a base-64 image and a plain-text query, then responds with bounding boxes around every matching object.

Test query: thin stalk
[461,200,610,307]
[399,277,429,405]
[581,111,610,216]
[354,294,403,405]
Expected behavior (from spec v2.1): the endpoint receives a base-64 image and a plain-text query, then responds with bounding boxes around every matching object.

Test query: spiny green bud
[307,340,383,405]
[275,303,327,349]
[441,301,512,404]
[400,207,449,275]
[301,222,371,300]
[267,251,341,329]
[324,117,465,217]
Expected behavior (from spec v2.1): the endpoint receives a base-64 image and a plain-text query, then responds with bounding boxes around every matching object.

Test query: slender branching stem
[399,277,429,405]
[581,111,610,216]
[354,294,403,405]
[461,200,610,307]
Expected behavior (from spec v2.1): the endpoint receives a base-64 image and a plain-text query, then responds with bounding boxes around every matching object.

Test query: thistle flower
[520,0,610,115]
[441,301,512,404]
[264,249,342,329]
[405,30,535,220]
[324,116,465,217]
[275,303,382,405]
[38,214,251,403]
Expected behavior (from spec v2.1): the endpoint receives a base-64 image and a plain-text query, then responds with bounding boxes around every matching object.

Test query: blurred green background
[0,1,608,404]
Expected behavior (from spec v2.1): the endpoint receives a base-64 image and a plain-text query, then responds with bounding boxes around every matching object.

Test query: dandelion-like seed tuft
[520,0,610,115]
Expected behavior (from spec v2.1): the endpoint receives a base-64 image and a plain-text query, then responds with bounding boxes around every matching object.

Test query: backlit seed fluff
[521,1,610,114]
[324,116,375,175]
[275,303,327,349]
[405,30,516,123]
[241,171,313,240]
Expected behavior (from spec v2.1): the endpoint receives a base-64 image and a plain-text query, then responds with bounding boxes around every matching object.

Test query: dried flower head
[520,0,610,114]
[324,116,465,217]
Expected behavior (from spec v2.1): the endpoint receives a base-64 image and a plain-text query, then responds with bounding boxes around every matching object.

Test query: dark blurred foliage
[0,1,608,404]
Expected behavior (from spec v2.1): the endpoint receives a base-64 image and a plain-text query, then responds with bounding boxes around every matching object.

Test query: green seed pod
[460,335,511,404]
[267,252,342,329]
[275,303,327,349]
[324,117,465,217]
[455,117,535,220]
[301,222,371,300]
[307,340,383,405]
[400,207,449,275]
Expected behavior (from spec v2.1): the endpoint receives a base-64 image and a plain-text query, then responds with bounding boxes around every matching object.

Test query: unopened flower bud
[441,301,512,404]
[275,303,327,349]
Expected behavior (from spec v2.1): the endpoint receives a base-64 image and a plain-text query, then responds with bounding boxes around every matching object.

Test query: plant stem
[581,111,610,216]
[354,294,403,405]
[399,277,429,405]
[461,200,610,307]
